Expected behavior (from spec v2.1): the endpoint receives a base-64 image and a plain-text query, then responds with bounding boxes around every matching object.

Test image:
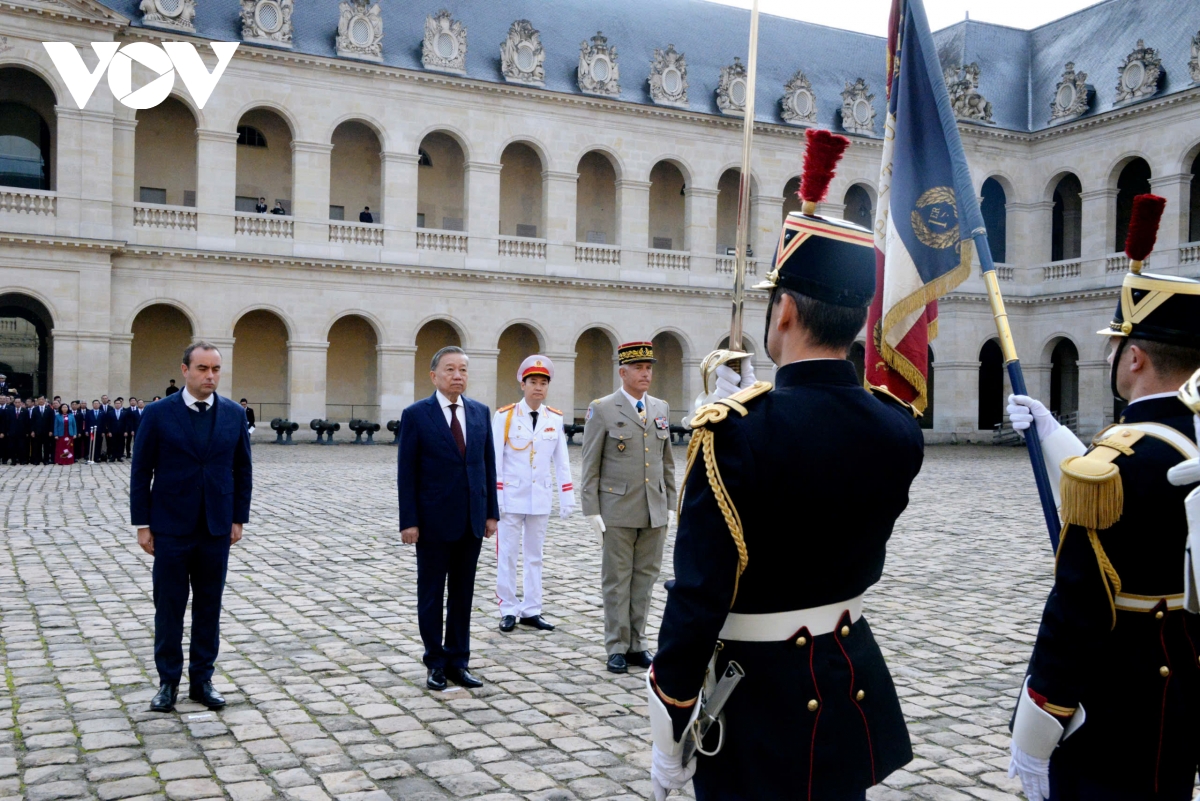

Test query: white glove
[559,505,574,520]
[1007,394,1060,440]
[1008,742,1051,801]
[1168,416,1200,487]
[588,514,606,547]
[713,359,758,400]
[668,510,676,527]
[650,742,696,801]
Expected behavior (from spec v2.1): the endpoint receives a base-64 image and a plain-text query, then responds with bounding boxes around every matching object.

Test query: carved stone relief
[944,62,993,124]
[840,78,875,135]
[716,57,748,116]
[1049,62,1091,124]
[649,45,688,108]
[500,20,545,87]
[780,70,817,126]
[336,0,383,62]
[578,32,619,96]
[240,0,293,48]
[139,0,195,32]
[422,10,467,75]
[1114,39,1162,104]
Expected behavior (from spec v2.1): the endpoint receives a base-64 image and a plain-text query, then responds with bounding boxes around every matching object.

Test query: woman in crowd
[53,402,76,466]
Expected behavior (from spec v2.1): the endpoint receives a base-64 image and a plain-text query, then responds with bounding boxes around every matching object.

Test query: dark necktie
[530,410,539,431]
[195,401,208,414]
[449,403,466,457]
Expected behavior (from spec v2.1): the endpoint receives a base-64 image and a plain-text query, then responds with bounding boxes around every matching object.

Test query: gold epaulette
[496,403,516,414]
[546,405,562,416]
[689,381,773,429]
[869,384,922,418]
[1060,429,1146,531]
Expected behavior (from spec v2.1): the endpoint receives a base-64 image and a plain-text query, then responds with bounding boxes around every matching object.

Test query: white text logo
[42,41,239,110]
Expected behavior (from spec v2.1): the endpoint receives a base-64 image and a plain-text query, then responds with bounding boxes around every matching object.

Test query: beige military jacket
[580,391,677,529]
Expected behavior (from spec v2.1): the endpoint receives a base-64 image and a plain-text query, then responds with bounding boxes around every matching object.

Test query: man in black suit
[72,401,88,461]
[108,399,128,462]
[165,380,179,396]
[123,397,140,458]
[240,399,255,433]
[255,197,267,214]
[29,396,53,464]
[0,395,12,464]
[0,373,10,396]
[9,398,29,464]
[359,206,373,223]
[93,395,113,462]
[84,400,103,463]
[131,341,252,713]
[397,346,499,691]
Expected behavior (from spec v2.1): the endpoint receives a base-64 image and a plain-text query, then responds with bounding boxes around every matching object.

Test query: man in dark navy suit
[29,396,53,464]
[108,398,128,462]
[131,341,252,713]
[397,346,499,692]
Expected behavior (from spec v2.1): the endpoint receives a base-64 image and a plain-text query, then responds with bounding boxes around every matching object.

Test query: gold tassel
[1059,456,1123,531]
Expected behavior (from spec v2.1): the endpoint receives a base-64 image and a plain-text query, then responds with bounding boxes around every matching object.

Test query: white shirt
[180,386,216,413]
[436,390,467,445]
[620,387,648,416]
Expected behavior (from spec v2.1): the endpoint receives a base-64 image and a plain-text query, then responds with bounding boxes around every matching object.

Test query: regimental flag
[866,0,990,411]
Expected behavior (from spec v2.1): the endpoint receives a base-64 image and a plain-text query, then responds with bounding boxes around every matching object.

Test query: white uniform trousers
[496,512,550,619]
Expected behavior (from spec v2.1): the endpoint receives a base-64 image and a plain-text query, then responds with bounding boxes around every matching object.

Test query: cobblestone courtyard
[0,443,1071,801]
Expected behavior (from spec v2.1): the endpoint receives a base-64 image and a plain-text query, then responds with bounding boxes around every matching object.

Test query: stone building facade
[0,0,1198,440]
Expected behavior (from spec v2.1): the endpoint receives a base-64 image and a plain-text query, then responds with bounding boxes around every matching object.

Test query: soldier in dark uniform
[1006,266,1200,800]
[647,194,925,800]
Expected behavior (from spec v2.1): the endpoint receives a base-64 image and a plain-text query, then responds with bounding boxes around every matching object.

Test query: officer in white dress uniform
[492,355,575,632]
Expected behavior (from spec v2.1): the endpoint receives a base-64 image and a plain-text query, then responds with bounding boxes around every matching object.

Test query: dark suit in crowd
[106,406,127,462]
[9,406,29,464]
[130,390,252,686]
[0,403,13,463]
[28,404,53,464]
[73,409,89,460]
[84,407,103,461]
[397,392,499,671]
[165,384,179,396]
[244,407,255,429]
[123,407,141,458]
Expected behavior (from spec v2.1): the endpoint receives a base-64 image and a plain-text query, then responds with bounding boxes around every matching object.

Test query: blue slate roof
[96,0,1199,134]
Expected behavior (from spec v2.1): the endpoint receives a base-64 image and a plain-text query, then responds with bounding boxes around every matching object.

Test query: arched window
[417,133,465,230]
[1188,150,1199,244]
[1051,174,1082,261]
[978,339,1004,431]
[0,102,51,190]
[1114,158,1151,251]
[843,185,873,231]
[236,126,267,147]
[980,177,1007,263]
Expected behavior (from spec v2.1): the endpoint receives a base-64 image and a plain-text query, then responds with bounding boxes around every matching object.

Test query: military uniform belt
[718,595,864,642]
[1114,592,1184,613]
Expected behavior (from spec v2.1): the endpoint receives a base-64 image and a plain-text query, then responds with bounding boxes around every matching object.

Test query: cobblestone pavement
[0,443,1085,801]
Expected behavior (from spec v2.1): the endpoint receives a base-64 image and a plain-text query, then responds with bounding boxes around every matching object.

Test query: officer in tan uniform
[581,341,677,674]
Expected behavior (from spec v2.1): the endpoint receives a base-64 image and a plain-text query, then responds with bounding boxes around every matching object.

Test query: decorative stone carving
[716,57,748,117]
[944,62,993,124]
[0,37,12,54]
[139,0,195,32]
[240,0,293,48]
[422,10,467,75]
[1114,39,1162,104]
[1191,31,1200,84]
[840,78,875,135]
[780,70,817,126]
[649,45,688,108]
[578,32,619,97]
[500,20,545,87]
[336,0,383,62]
[1049,62,1091,124]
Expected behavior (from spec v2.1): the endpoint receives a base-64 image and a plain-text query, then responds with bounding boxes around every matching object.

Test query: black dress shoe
[150,682,178,713]
[188,680,226,709]
[626,650,653,669]
[427,668,447,691]
[499,615,517,632]
[519,615,555,631]
[606,654,628,674]
[445,667,483,688]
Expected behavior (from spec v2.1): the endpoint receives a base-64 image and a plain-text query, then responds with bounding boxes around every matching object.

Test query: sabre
[680,660,745,765]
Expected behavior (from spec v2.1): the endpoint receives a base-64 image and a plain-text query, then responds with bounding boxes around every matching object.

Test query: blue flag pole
[904,0,1062,551]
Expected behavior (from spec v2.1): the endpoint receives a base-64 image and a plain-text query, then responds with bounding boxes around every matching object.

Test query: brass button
[807,699,818,712]
[645,462,650,467]
[840,625,850,637]
[794,636,807,647]
[645,478,649,483]
[856,690,865,701]
[1160,666,1170,677]
[1122,430,1132,437]
[645,447,649,452]
[1155,610,1164,620]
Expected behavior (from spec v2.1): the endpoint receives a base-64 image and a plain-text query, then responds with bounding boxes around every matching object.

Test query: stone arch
[980,176,1008,263]
[1113,157,1152,251]
[1048,171,1083,261]
[417,130,467,231]
[330,119,383,222]
[326,313,379,421]
[716,167,760,255]
[571,321,620,350]
[977,338,1004,430]
[1043,335,1079,424]
[410,313,470,350]
[843,183,875,231]
[571,144,625,182]
[414,318,465,397]
[413,123,472,163]
[130,304,195,401]
[321,309,385,342]
[650,326,694,361]
[1183,141,1200,244]
[231,308,291,421]
[499,140,545,238]
[136,95,198,207]
[324,112,389,152]
[577,149,619,245]
[125,298,200,336]
[648,159,689,251]
[644,155,694,186]
[651,330,687,418]
[0,65,59,191]
[782,175,802,221]
[230,304,296,340]
[494,135,553,173]
[234,106,295,214]
[227,99,302,141]
[979,171,1016,200]
[1105,152,1155,192]
[162,89,206,131]
[0,57,64,104]
[496,322,545,402]
[574,326,618,420]
[0,291,54,398]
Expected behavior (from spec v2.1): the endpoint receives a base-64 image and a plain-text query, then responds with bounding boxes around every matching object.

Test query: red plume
[1124,194,1167,262]
[799,128,851,206]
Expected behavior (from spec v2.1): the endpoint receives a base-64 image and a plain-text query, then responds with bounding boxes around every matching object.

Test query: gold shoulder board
[869,384,922,418]
[545,406,562,416]
[690,381,773,429]
[496,403,516,414]
[1060,428,1146,530]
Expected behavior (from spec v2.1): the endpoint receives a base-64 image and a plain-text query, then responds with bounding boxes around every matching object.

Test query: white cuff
[1185,487,1200,614]
[1012,678,1065,759]
[646,672,701,758]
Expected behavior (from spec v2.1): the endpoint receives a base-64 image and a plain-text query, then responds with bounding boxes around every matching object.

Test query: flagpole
[974,235,1063,551]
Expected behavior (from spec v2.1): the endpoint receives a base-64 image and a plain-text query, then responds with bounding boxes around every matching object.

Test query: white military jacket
[491,399,576,516]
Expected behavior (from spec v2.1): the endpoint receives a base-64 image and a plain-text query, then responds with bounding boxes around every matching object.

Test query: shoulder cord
[1087,528,1122,631]
[681,426,749,607]
[503,406,533,453]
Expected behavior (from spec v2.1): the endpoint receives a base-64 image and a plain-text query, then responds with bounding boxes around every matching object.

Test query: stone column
[543,351,576,423]
[1009,200,1053,277]
[685,187,719,273]
[931,360,979,437]
[681,357,703,419]
[1024,364,1053,409]
[467,348,500,411]
[616,179,651,269]
[378,344,416,422]
[1149,173,1192,267]
[108,333,133,395]
[55,106,116,239]
[51,330,110,403]
[753,195,784,270]
[291,141,334,246]
[195,128,239,249]
[464,161,502,262]
[1078,359,1111,438]
[287,341,329,423]
[543,171,579,265]
[381,152,419,258]
[112,117,137,241]
[1080,187,1117,269]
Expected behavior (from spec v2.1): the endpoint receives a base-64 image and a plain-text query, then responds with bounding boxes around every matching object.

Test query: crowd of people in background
[0,373,257,466]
